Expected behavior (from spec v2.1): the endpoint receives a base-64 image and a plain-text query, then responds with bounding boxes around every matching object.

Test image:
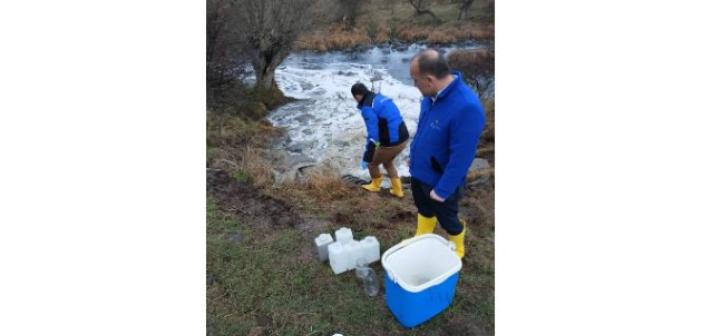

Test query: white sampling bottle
[355,258,379,297]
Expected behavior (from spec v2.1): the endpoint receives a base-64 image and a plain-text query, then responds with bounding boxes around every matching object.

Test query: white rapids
[268,43,484,179]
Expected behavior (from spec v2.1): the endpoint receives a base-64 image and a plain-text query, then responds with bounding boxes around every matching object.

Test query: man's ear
[425,75,436,86]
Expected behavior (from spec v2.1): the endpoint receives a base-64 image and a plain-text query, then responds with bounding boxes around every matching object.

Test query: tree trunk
[407,0,442,23]
[251,49,289,110]
[457,0,474,21]
[416,8,442,23]
[457,7,466,20]
[252,48,287,91]
[258,66,276,90]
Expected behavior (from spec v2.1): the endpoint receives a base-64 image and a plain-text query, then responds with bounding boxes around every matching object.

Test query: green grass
[206,105,494,335]
[207,192,494,335]
[232,170,251,183]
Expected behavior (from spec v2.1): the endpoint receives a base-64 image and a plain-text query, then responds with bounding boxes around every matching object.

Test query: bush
[448,48,494,78]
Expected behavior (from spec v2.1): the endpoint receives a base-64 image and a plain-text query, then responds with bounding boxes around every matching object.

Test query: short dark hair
[351,82,369,96]
[412,49,450,79]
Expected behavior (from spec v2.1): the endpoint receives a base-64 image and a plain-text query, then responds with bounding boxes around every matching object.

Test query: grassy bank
[207,182,494,336]
[206,90,495,335]
[296,0,494,51]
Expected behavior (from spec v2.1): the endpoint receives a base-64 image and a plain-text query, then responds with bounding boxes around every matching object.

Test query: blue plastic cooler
[381,234,463,328]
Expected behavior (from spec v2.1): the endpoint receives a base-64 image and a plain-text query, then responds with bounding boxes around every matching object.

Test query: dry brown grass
[463,23,495,39]
[295,24,372,51]
[396,22,494,45]
[271,168,417,245]
[279,164,350,203]
[427,29,458,44]
[395,25,430,41]
[208,109,494,247]
[207,111,282,189]
[449,47,494,63]
[482,98,495,144]
[373,22,392,43]
[208,144,277,188]
[468,167,495,182]
[206,111,281,149]
[296,19,494,51]
[293,0,495,51]
[461,179,494,230]
[448,48,495,79]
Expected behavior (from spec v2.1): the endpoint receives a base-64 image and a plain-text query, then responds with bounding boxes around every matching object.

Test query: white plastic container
[314,233,334,261]
[328,241,347,274]
[329,240,360,274]
[360,236,380,264]
[347,240,362,267]
[335,227,353,245]
[327,228,381,275]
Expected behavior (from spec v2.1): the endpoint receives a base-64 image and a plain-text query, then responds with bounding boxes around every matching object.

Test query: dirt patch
[461,176,494,230]
[442,317,490,336]
[207,168,335,264]
[389,209,414,223]
[207,168,302,229]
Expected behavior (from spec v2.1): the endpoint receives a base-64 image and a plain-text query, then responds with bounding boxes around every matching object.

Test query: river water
[268,43,489,180]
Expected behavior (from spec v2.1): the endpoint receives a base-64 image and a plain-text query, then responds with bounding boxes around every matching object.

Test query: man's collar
[430,74,457,102]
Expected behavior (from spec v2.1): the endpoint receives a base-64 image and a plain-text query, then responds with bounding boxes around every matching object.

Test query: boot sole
[389,191,404,198]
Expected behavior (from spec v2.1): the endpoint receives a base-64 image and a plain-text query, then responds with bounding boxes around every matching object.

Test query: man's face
[410,61,436,97]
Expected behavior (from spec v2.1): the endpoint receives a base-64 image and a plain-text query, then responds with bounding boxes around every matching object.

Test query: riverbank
[206,90,494,334]
[295,22,494,52]
[208,98,495,336]
[295,0,494,52]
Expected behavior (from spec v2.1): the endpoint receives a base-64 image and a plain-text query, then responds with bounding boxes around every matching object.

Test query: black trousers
[411,177,464,235]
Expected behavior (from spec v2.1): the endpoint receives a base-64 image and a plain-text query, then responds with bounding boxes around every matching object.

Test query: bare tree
[389,0,400,15]
[447,48,494,96]
[337,0,365,26]
[407,0,442,23]
[207,0,247,108]
[232,0,317,96]
[456,0,475,21]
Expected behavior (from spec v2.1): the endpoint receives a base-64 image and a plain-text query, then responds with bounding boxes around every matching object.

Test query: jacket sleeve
[361,106,379,143]
[433,105,485,199]
[362,140,377,163]
[361,106,380,162]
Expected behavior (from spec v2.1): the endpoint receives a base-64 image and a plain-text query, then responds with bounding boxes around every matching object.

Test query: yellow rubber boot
[361,177,382,192]
[448,220,470,259]
[389,177,404,198]
[414,214,437,236]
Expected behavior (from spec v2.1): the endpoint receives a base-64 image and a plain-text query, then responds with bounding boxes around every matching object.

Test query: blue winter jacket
[409,71,485,199]
[358,93,409,162]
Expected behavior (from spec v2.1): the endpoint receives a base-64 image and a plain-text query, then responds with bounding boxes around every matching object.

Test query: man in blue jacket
[409,49,485,259]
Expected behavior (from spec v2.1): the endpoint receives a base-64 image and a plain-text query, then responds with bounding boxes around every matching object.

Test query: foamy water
[268,43,485,179]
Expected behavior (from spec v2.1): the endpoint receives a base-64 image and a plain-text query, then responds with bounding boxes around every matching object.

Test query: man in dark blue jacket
[409,49,485,259]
